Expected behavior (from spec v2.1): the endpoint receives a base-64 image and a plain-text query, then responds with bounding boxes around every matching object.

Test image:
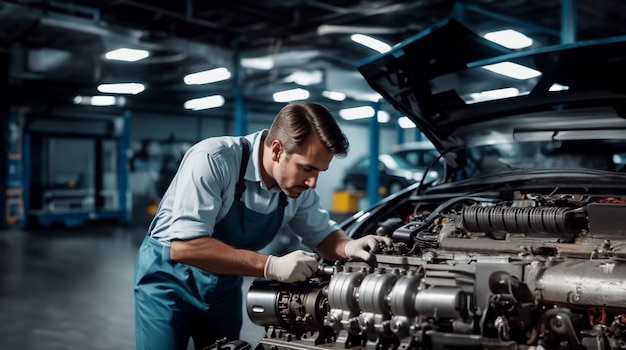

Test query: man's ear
[270,140,282,161]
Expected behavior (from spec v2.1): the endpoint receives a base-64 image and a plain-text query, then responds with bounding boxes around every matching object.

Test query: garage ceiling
[1,0,626,119]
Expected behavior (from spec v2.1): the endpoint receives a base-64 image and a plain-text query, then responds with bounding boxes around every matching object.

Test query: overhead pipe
[48,0,100,21]
[121,0,241,32]
[317,25,405,36]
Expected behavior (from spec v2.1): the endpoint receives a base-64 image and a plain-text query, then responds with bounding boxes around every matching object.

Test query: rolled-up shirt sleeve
[169,152,226,236]
[151,149,237,243]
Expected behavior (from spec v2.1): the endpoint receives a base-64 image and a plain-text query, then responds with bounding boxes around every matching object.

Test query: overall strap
[235,138,250,201]
[236,137,288,211]
[278,192,288,209]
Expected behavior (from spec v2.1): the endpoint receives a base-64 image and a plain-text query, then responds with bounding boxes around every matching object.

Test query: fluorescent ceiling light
[184,67,231,85]
[484,29,533,49]
[549,83,569,91]
[97,83,145,95]
[184,95,225,111]
[482,62,541,80]
[74,95,124,107]
[351,34,391,53]
[467,87,520,104]
[273,88,310,102]
[91,96,118,106]
[364,92,383,102]
[398,116,416,129]
[241,57,274,70]
[284,70,322,86]
[322,90,346,101]
[339,106,375,120]
[377,110,390,123]
[105,48,149,62]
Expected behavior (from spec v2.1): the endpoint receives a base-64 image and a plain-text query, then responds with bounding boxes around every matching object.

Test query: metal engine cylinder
[414,286,470,321]
[246,279,328,331]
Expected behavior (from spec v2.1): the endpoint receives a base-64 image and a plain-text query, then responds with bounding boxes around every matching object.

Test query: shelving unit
[22,113,131,228]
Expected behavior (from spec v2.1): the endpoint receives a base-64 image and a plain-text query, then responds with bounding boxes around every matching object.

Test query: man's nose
[305,175,318,188]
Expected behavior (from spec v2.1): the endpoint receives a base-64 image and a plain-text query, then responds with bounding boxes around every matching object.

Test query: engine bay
[245,192,626,350]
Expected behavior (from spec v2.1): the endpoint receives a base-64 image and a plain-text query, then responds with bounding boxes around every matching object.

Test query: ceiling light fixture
[184,67,231,85]
[97,83,145,95]
[484,29,533,49]
[377,110,390,123]
[322,90,346,101]
[482,62,541,80]
[351,34,391,53]
[338,106,376,120]
[105,48,150,62]
[284,70,323,86]
[184,95,225,111]
[397,116,416,129]
[364,93,384,102]
[241,57,274,70]
[273,88,310,102]
[549,83,569,91]
[90,96,118,106]
[74,95,125,107]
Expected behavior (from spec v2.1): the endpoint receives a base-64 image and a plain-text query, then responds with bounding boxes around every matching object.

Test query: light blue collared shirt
[149,130,339,250]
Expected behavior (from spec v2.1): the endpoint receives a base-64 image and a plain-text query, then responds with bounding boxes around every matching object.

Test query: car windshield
[460,139,626,179]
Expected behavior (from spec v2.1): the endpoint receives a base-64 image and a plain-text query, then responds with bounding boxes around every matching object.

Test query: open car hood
[246,19,626,350]
[357,17,626,154]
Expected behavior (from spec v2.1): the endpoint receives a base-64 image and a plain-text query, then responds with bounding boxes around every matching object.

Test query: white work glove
[344,235,393,261]
[264,250,318,283]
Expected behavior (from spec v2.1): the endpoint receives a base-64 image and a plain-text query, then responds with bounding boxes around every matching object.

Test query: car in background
[245,18,626,350]
[391,140,444,171]
[341,147,441,195]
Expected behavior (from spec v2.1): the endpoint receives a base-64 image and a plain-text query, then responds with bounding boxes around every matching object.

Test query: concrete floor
[0,222,266,350]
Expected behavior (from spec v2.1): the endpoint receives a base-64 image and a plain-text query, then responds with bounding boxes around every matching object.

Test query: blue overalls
[134,138,288,350]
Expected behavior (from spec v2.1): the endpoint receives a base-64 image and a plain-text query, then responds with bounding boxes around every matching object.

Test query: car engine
[245,192,626,350]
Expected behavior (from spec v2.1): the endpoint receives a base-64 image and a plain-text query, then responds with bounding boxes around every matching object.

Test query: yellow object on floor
[332,190,362,214]
[147,200,159,217]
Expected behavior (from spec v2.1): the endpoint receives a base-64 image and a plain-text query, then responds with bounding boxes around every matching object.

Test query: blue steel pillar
[367,102,380,206]
[396,112,405,145]
[415,128,423,142]
[117,111,131,224]
[233,47,247,136]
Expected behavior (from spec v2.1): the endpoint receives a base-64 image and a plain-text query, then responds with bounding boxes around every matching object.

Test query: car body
[342,145,441,195]
[389,141,440,168]
[244,18,626,350]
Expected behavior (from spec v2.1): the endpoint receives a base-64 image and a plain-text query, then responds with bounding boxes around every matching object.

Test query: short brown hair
[265,102,349,157]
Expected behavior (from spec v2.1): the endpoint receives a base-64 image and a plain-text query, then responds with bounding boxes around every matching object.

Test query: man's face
[272,135,333,198]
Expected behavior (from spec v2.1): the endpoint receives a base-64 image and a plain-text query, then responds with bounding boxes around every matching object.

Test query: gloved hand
[264,250,318,283]
[344,235,393,261]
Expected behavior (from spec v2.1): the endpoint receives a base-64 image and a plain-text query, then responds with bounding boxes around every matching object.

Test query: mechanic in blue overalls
[134,102,392,350]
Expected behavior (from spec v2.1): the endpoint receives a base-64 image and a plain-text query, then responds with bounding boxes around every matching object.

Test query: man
[134,102,391,350]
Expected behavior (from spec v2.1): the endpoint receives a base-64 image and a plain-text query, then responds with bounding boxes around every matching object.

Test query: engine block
[246,193,626,350]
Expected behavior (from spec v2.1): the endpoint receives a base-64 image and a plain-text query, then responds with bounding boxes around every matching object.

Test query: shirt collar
[244,130,275,191]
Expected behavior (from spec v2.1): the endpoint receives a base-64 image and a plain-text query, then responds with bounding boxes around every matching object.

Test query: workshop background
[1,1,625,349]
